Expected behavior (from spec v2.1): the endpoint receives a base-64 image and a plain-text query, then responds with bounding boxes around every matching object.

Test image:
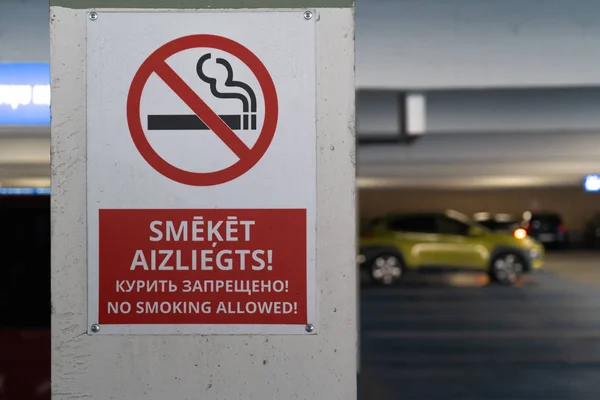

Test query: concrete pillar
[50,0,356,399]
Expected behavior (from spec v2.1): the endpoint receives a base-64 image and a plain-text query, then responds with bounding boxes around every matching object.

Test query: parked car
[583,213,600,249]
[473,212,521,234]
[522,211,568,249]
[359,210,544,286]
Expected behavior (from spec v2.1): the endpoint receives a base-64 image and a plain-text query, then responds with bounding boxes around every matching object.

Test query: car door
[387,215,440,267]
[431,215,488,269]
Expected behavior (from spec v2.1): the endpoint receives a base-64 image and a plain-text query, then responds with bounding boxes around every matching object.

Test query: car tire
[489,252,524,286]
[370,254,404,286]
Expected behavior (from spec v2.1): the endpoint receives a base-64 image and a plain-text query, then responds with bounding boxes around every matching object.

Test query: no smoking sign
[86,12,317,335]
[127,34,279,186]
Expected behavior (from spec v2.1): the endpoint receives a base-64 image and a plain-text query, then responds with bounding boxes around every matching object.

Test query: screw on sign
[126,35,278,186]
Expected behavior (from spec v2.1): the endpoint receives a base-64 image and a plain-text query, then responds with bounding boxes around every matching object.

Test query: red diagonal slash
[153,60,251,159]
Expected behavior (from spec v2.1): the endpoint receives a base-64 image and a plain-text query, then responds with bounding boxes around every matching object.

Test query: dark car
[584,213,600,249]
[522,211,568,249]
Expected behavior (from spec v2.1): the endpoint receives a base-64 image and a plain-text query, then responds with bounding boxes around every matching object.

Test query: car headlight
[513,228,527,240]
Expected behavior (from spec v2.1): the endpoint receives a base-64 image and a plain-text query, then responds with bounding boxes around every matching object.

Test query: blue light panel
[584,175,600,192]
[0,188,50,195]
[0,63,50,126]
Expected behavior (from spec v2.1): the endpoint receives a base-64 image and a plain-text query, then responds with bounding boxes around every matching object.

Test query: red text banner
[98,209,307,325]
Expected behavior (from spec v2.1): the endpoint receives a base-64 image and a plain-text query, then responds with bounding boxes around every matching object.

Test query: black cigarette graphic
[148,114,252,130]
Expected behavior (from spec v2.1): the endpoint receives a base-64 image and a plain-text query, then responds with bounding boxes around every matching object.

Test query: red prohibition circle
[127,35,278,186]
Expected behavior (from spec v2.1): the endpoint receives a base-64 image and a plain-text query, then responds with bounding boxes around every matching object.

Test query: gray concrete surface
[358,251,600,400]
[543,251,600,287]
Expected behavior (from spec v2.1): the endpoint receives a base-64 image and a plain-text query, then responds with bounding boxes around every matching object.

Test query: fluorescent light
[405,93,426,135]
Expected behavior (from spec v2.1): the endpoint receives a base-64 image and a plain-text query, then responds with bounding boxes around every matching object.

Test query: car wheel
[490,253,524,285]
[370,254,404,286]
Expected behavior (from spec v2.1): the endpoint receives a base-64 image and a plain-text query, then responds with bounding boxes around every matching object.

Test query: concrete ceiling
[357,130,600,190]
[0,127,596,190]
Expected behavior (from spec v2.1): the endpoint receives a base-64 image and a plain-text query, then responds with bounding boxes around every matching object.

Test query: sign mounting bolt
[90,324,100,333]
[303,11,313,20]
[305,324,315,333]
[89,12,98,21]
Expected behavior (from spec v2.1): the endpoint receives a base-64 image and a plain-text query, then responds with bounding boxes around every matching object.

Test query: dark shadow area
[0,194,51,400]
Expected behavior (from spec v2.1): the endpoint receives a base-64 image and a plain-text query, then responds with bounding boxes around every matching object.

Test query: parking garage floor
[358,252,600,400]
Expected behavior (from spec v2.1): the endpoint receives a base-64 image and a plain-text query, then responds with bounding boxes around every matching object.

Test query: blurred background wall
[0,0,49,62]
[356,0,600,89]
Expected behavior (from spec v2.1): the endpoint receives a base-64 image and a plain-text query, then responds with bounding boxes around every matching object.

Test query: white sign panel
[86,11,316,335]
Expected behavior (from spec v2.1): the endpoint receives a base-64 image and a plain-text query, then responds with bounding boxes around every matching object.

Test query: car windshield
[525,214,562,227]
[529,213,562,224]
[445,209,472,224]
[478,220,518,231]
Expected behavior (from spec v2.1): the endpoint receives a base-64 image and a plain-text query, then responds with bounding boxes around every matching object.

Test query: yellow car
[359,210,544,286]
